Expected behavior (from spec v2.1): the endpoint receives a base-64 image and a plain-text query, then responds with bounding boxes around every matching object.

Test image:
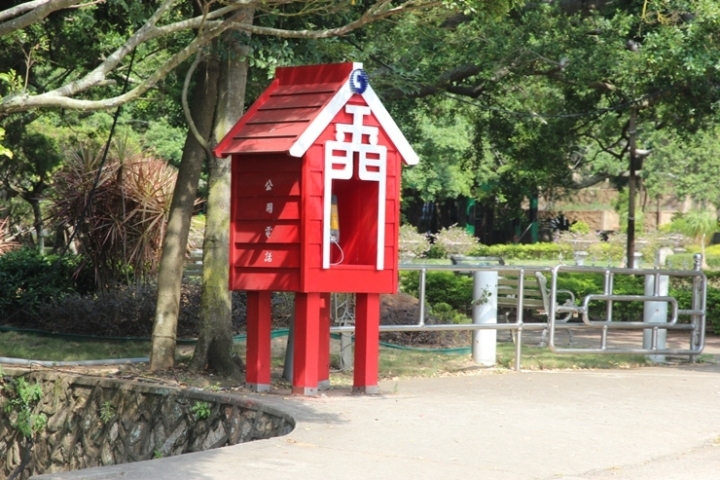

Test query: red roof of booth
[213,62,418,165]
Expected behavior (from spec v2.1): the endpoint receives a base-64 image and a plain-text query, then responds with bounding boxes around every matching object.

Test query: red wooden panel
[273,83,341,95]
[261,92,333,110]
[305,196,323,221]
[354,293,380,393]
[235,156,300,173]
[306,220,322,245]
[248,108,318,124]
[301,266,397,294]
[214,78,280,157]
[231,269,300,291]
[276,63,353,85]
[222,137,296,154]
[305,171,322,195]
[234,245,300,268]
[293,292,321,394]
[385,176,398,200]
[384,223,397,246]
[234,122,309,139]
[234,222,300,244]
[234,173,300,197]
[234,197,300,220]
[245,291,272,386]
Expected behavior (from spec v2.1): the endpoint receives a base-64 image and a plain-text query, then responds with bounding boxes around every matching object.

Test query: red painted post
[293,292,321,395]
[245,291,272,392]
[353,293,380,394]
[318,292,331,389]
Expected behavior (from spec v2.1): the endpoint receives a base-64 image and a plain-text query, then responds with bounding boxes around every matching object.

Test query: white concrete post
[643,274,668,363]
[472,270,498,366]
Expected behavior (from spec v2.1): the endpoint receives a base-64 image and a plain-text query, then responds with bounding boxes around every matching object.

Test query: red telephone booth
[214,62,418,395]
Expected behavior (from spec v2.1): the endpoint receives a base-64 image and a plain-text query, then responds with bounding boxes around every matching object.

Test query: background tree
[354,0,720,247]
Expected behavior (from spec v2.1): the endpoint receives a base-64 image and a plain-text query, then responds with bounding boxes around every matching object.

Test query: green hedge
[400,271,473,315]
[666,253,720,269]
[0,248,93,320]
[468,242,626,262]
[468,243,571,260]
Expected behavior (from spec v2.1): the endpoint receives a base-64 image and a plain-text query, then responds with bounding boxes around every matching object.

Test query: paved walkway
[34,333,720,480]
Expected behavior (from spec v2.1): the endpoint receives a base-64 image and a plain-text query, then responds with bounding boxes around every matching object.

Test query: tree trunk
[189,15,253,378]
[150,58,220,371]
[626,107,637,267]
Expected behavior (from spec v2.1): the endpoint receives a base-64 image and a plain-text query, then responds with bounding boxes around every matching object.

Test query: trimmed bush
[400,270,474,314]
[469,242,572,261]
[0,248,93,321]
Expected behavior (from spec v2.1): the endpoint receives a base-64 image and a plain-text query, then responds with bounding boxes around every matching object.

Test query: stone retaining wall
[0,368,294,480]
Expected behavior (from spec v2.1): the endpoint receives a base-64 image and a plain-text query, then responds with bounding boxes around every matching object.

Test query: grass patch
[0,331,151,361]
[326,343,653,385]
[496,344,650,370]
[0,331,684,377]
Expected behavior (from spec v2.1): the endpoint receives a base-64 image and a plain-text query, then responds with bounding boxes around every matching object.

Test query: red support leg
[318,293,331,390]
[353,293,380,394]
[293,292,320,396]
[245,291,272,392]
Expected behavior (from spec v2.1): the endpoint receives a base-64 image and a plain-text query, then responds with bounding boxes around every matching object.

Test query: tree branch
[0,0,439,116]
[566,172,612,189]
[0,0,85,37]
[182,51,211,155]
[234,0,440,38]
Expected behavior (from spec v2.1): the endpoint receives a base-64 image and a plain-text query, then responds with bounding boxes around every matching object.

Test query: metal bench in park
[496,271,578,345]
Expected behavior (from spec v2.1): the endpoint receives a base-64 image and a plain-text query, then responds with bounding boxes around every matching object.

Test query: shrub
[400,270,474,314]
[0,248,93,320]
[469,242,571,261]
[398,224,431,258]
[50,146,177,288]
[432,224,478,257]
[569,221,590,235]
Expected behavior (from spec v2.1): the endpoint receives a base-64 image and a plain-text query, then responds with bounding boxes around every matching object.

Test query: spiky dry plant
[51,145,177,288]
[0,218,20,255]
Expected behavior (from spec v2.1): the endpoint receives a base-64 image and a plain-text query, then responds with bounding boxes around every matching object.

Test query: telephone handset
[329,194,344,265]
[330,194,340,243]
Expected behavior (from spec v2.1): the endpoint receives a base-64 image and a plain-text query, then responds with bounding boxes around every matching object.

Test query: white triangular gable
[288,63,419,165]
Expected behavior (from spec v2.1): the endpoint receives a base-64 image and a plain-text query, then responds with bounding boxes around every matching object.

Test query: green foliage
[0,126,11,159]
[142,120,186,167]
[432,224,479,257]
[666,253,720,270]
[569,221,590,235]
[400,271,474,314]
[556,273,645,321]
[0,375,47,438]
[470,242,572,260]
[398,224,431,257]
[669,210,718,243]
[0,247,93,319]
[430,302,471,324]
[191,401,212,420]
[401,108,475,203]
[100,401,115,424]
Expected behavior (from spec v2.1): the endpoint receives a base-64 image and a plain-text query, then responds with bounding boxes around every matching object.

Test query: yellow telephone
[330,194,340,243]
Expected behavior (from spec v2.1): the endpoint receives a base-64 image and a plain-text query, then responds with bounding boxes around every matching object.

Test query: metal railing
[329,256,707,371]
[547,260,706,358]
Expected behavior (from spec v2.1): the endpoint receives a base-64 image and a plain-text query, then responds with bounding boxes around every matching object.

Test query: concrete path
[34,339,720,480]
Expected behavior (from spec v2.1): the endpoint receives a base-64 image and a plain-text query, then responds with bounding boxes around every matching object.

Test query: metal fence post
[643,273,668,362]
[472,270,498,366]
